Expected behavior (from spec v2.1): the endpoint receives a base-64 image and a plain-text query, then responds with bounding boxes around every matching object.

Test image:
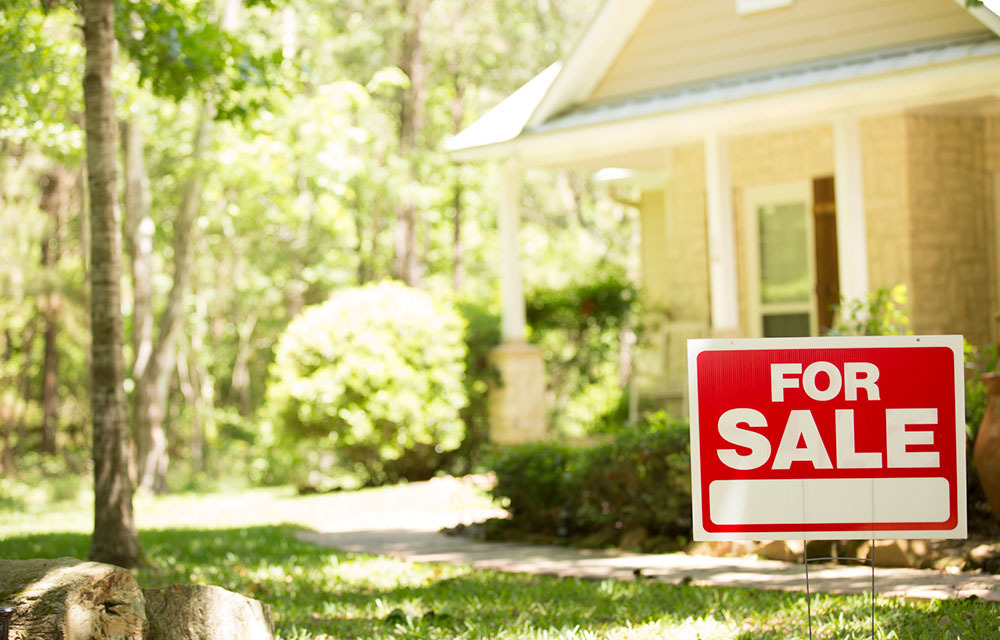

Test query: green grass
[1,489,998,639]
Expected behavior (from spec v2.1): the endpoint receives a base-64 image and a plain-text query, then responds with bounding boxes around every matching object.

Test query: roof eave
[496,53,1000,169]
[959,0,1000,36]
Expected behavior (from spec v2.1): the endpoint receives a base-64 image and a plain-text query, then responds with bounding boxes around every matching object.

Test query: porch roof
[447,33,1000,165]
[533,34,1000,136]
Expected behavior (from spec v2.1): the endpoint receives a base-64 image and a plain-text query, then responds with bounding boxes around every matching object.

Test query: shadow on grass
[2,526,997,639]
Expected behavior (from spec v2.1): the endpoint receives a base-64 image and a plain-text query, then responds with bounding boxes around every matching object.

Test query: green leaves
[265,282,468,488]
[115,0,283,118]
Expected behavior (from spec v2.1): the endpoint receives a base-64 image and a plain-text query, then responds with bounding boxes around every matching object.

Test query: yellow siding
[729,125,835,335]
[862,115,912,296]
[638,189,670,305]
[905,115,995,344]
[590,0,988,102]
[636,145,710,411]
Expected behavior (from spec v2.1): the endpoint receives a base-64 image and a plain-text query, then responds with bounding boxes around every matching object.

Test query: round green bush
[265,281,468,487]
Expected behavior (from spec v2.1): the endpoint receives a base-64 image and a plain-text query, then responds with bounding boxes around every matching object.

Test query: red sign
[688,336,966,541]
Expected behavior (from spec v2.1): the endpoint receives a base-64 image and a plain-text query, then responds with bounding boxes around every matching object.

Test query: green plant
[526,272,637,437]
[486,441,576,533]
[264,281,468,488]
[830,284,911,336]
[487,413,692,541]
[568,412,691,539]
[450,299,501,474]
[965,340,998,440]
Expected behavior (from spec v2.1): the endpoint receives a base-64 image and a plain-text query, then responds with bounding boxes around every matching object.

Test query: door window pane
[758,202,809,304]
[763,312,811,338]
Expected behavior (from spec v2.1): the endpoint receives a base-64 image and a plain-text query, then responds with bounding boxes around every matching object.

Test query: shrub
[486,441,575,534]
[487,412,692,541]
[569,412,691,537]
[830,284,911,336]
[265,281,467,487]
[451,299,501,473]
[526,272,637,437]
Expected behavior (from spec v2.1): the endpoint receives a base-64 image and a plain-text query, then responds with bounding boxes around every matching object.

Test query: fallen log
[0,557,145,640]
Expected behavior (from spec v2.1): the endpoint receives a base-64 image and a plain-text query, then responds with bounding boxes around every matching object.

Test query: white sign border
[687,335,967,541]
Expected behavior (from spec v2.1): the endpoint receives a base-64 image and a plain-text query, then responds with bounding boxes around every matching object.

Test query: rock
[855,540,923,568]
[143,584,274,640]
[974,373,1000,520]
[967,543,1000,572]
[0,557,145,640]
[756,540,802,563]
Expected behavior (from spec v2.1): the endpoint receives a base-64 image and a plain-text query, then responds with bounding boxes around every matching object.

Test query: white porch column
[499,157,528,342]
[704,134,741,334]
[490,157,546,444]
[833,117,870,305]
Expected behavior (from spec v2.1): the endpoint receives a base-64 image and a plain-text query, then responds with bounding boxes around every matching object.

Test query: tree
[79,0,142,567]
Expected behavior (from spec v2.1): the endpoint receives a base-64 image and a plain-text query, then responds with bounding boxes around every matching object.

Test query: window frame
[743,181,818,338]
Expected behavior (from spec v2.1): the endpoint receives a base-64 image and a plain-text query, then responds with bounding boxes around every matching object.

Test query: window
[744,182,816,337]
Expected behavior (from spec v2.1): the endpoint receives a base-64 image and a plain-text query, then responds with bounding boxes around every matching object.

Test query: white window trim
[743,181,817,338]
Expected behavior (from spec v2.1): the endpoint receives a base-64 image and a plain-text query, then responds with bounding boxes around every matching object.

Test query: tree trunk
[450,66,466,291]
[15,319,37,462]
[231,313,257,417]
[1,330,15,475]
[121,117,154,382]
[80,0,142,568]
[175,344,204,472]
[393,0,427,287]
[39,165,74,455]
[134,107,211,494]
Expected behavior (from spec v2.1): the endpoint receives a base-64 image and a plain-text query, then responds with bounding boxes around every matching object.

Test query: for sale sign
[688,336,966,541]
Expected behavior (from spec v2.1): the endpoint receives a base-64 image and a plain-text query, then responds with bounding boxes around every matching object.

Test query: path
[295,475,1000,602]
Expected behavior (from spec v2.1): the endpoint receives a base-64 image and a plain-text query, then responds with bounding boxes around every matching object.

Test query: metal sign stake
[802,539,877,640]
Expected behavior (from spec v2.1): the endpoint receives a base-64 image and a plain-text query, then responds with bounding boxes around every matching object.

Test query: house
[447,0,1000,442]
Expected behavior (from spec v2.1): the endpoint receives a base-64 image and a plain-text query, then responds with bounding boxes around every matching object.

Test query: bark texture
[80,0,142,567]
[143,584,274,640]
[0,557,145,640]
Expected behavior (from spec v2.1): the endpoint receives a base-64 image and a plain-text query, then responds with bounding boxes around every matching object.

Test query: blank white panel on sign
[708,477,950,526]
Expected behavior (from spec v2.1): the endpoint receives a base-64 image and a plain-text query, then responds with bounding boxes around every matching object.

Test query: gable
[587,0,990,104]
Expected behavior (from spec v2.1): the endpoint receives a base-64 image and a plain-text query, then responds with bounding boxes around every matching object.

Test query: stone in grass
[143,584,274,640]
[0,557,145,640]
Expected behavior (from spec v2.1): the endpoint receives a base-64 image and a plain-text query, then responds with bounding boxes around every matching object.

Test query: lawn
[1,487,998,639]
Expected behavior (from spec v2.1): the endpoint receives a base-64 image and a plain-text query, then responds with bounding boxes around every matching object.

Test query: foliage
[115,0,284,118]
[488,412,691,541]
[451,299,501,472]
[0,0,635,496]
[486,441,576,533]
[265,281,468,488]
[965,341,998,440]
[3,493,999,639]
[569,412,691,540]
[830,284,911,336]
[526,272,637,437]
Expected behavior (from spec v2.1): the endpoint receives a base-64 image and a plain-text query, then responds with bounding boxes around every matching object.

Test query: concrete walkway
[295,476,1000,602]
